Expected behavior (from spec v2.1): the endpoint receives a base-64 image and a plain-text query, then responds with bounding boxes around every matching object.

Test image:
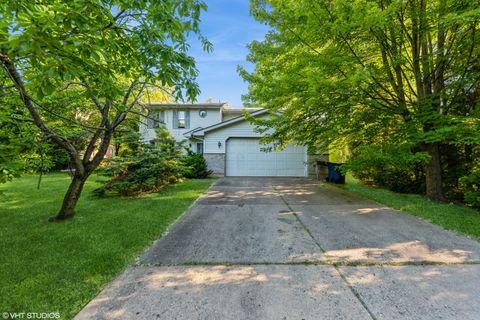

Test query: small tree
[182,152,213,178]
[95,127,187,196]
[0,1,211,220]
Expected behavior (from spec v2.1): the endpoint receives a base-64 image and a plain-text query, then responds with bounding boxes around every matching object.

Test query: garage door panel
[226,138,306,177]
[276,161,287,170]
[256,153,267,161]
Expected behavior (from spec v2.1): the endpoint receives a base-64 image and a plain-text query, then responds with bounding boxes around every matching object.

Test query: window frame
[173,110,190,129]
[147,110,165,129]
[178,110,186,128]
[196,142,204,154]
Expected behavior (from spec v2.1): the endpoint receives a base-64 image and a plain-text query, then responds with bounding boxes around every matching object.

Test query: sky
[188,0,269,107]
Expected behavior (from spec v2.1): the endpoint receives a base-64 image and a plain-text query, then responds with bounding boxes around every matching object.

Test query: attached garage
[226,138,307,177]
[188,109,309,177]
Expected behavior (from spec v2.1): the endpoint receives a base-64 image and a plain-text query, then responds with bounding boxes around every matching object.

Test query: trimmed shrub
[94,145,186,196]
[94,127,187,196]
[181,152,212,178]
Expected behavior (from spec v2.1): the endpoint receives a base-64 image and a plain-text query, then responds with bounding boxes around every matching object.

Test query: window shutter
[185,110,190,129]
[159,111,165,124]
[154,112,160,128]
[173,110,179,129]
[147,111,154,129]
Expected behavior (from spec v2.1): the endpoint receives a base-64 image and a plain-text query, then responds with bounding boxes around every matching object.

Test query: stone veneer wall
[204,153,225,176]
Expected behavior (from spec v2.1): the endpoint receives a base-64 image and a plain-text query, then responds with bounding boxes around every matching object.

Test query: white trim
[183,126,203,136]
[145,102,227,109]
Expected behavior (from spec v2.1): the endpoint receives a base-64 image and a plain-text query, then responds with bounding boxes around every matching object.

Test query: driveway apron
[76,177,480,320]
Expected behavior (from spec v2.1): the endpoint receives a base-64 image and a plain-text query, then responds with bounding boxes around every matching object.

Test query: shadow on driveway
[76,177,480,320]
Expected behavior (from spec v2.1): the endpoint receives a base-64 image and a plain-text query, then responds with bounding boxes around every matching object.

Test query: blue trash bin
[326,162,345,184]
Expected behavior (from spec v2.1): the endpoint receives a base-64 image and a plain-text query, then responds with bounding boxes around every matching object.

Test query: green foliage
[113,126,142,157]
[0,101,55,180]
[95,127,187,196]
[242,0,480,201]
[328,138,350,163]
[96,147,185,196]
[0,134,21,183]
[439,144,473,201]
[0,166,19,184]
[95,126,212,196]
[460,170,480,208]
[342,144,429,194]
[1,0,210,217]
[0,0,211,102]
[181,152,213,179]
[0,82,35,181]
[0,87,91,178]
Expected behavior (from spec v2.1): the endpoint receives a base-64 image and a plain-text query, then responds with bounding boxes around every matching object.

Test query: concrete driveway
[76,178,480,320]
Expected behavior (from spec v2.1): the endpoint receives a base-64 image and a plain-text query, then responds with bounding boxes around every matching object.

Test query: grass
[0,173,213,320]
[339,173,480,240]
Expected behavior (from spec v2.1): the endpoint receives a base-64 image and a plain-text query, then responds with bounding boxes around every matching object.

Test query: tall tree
[0,0,211,220]
[241,0,480,200]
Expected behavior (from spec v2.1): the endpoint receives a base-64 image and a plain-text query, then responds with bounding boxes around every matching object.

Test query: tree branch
[0,52,85,174]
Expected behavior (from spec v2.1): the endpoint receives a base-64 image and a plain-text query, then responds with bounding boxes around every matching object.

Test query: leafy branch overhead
[241,0,479,202]
[0,0,210,220]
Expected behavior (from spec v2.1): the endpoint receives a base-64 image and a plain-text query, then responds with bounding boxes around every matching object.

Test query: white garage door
[226,138,307,177]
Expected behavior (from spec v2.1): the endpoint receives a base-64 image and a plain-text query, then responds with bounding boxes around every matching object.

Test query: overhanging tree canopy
[0,0,211,220]
[240,0,480,200]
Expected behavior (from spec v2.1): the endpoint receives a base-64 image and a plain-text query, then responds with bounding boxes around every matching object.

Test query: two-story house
[140,102,312,177]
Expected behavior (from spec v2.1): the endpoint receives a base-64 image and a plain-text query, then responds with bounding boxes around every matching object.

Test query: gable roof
[222,107,261,114]
[148,102,227,110]
[188,109,273,137]
[182,126,203,137]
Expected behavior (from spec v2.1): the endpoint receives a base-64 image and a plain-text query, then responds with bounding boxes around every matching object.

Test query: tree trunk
[49,131,113,221]
[424,142,445,201]
[49,173,89,221]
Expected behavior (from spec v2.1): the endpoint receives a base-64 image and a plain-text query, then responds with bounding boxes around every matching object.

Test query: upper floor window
[147,110,165,129]
[173,110,190,129]
[178,111,186,128]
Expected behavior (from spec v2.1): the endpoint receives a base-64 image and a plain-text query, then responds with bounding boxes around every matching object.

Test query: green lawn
[0,173,213,320]
[339,174,480,240]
